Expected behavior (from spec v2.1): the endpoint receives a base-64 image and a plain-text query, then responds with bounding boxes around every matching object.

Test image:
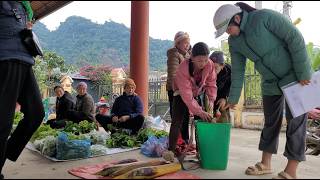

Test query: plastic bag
[90,144,109,156]
[41,135,57,157]
[143,116,169,131]
[34,138,45,152]
[141,135,168,157]
[56,132,91,160]
[87,130,110,145]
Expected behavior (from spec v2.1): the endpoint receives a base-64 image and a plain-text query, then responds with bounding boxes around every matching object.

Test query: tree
[79,65,113,100]
[33,50,77,97]
[306,42,320,71]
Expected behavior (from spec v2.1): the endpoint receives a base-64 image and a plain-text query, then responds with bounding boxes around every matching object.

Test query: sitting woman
[95,78,144,135]
[46,85,75,129]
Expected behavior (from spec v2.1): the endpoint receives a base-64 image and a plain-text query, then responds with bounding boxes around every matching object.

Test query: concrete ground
[3,128,320,179]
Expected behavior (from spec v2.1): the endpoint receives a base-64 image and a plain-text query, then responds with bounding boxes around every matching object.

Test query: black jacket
[0,1,34,64]
[56,91,75,120]
[214,63,231,109]
[75,93,95,121]
[111,92,143,119]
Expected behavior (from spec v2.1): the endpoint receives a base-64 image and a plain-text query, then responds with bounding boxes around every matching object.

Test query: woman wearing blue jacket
[213,2,312,179]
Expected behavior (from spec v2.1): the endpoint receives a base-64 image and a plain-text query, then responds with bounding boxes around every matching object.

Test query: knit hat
[124,78,136,88]
[192,42,210,57]
[77,81,87,89]
[209,51,225,64]
[174,31,190,46]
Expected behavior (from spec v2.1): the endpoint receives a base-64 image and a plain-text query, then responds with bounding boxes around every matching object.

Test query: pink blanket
[68,160,201,179]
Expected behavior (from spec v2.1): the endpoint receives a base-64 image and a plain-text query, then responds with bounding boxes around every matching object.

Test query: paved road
[3,128,320,179]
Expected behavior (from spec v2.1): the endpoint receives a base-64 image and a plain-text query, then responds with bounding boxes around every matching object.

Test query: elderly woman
[46,85,75,129]
[166,31,192,144]
[66,82,95,123]
[95,78,144,135]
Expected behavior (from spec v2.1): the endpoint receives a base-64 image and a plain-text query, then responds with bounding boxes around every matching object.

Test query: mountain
[33,16,173,70]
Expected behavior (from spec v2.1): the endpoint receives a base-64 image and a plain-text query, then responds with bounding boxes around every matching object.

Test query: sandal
[245,162,272,175]
[272,171,295,179]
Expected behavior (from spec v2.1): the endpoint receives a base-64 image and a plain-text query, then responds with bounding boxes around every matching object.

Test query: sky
[40,1,320,48]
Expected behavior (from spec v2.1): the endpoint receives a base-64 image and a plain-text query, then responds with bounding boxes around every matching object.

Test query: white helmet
[213,4,242,38]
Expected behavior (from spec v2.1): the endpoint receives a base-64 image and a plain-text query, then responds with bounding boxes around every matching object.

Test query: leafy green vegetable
[13,112,24,125]
[137,128,168,143]
[63,120,96,134]
[31,124,59,142]
[104,126,168,148]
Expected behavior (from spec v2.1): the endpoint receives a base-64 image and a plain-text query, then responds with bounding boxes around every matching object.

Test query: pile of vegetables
[30,124,59,142]
[24,119,169,159]
[106,130,139,148]
[105,126,169,148]
[136,128,169,143]
[63,120,96,135]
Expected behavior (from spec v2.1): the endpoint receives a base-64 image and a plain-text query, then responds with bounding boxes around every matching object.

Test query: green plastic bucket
[195,121,231,170]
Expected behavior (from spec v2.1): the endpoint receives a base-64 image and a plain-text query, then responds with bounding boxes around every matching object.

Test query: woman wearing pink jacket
[165,42,217,158]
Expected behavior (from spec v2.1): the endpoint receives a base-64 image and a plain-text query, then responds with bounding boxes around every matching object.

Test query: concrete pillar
[130,1,149,116]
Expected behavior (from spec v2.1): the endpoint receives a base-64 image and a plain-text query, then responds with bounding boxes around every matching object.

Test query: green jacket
[228,9,312,104]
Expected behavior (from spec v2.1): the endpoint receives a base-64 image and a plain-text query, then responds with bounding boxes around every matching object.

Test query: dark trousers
[46,119,67,129]
[0,61,44,174]
[96,114,144,134]
[66,110,92,123]
[169,95,192,151]
[168,90,189,143]
[259,95,307,161]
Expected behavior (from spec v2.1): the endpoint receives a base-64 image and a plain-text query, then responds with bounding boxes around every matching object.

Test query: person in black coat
[0,1,44,178]
[96,78,144,135]
[46,85,75,129]
[209,51,232,122]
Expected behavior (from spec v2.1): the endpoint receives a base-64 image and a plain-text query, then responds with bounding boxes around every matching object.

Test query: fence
[243,74,262,108]
[98,74,263,119]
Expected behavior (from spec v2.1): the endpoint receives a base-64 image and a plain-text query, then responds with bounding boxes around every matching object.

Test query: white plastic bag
[144,116,169,131]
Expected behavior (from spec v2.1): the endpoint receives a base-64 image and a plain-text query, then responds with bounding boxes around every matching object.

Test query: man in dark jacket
[46,85,75,129]
[0,1,44,178]
[209,51,231,122]
[96,78,144,135]
[66,82,95,123]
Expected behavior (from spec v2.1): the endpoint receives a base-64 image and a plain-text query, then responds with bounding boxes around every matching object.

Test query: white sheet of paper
[281,71,320,118]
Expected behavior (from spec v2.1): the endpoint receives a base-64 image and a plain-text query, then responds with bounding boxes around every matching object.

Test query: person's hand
[199,111,213,122]
[119,115,130,122]
[217,98,227,110]
[26,21,33,29]
[299,79,311,86]
[226,103,237,110]
[112,116,119,123]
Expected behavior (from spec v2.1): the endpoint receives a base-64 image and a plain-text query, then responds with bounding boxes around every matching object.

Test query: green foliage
[13,112,24,125]
[104,126,168,148]
[136,128,169,143]
[33,16,172,71]
[79,65,113,98]
[63,120,96,135]
[30,124,59,142]
[33,50,78,94]
[105,130,140,148]
[306,42,320,71]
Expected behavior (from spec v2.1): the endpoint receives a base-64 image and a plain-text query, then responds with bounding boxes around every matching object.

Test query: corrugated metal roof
[31,1,73,21]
